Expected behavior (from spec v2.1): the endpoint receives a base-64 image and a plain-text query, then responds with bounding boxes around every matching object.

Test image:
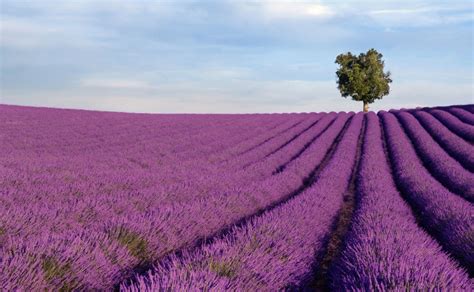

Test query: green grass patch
[112,227,150,262]
[208,258,239,278]
[41,256,77,291]
[42,256,71,281]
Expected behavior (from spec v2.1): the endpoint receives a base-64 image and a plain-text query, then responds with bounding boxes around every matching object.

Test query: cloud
[232,1,335,22]
[370,7,433,15]
[80,78,153,89]
[0,15,114,50]
[0,17,62,48]
[260,1,335,19]
[367,4,473,27]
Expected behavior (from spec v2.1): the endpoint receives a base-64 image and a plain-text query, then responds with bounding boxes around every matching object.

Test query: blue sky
[1,0,473,113]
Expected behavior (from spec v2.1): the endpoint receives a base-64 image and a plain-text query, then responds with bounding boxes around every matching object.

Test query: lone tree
[335,48,392,112]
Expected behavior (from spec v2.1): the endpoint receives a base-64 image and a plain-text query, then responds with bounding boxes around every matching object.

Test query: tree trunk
[363,101,369,112]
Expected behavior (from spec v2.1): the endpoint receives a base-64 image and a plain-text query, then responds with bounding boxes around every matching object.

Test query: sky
[0,0,473,113]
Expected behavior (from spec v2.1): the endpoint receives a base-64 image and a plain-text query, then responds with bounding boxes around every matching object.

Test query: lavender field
[0,104,473,291]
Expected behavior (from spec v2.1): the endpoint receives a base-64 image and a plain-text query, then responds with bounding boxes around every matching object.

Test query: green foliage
[208,258,239,278]
[41,256,77,291]
[42,256,71,281]
[112,227,150,262]
[335,48,392,110]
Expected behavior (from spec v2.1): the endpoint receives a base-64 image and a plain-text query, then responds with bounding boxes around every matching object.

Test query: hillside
[0,104,473,290]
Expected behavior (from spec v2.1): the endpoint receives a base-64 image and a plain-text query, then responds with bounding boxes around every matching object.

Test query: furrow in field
[121,116,316,204]
[394,110,474,202]
[260,115,325,160]
[411,110,474,172]
[5,104,473,291]
[239,114,325,169]
[203,115,290,160]
[429,109,474,143]
[329,112,471,291]
[273,113,338,174]
[176,114,341,204]
[446,107,474,125]
[197,115,298,161]
[380,111,474,274]
[113,114,353,290]
[307,112,365,291]
[270,113,351,180]
[234,116,308,157]
[2,110,331,290]
[242,113,336,175]
[244,112,339,178]
[230,114,323,169]
[178,115,288,162]
[212,115,308,164]
[461,104,474,114]
[120,113,364,291]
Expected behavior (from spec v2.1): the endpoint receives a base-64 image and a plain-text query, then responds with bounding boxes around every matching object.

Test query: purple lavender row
[0,109,313,289]
[1,105,277,164]
[165,114,289,162]
[122,113,364,291]
[158,112,345,206]
[164,113,334,202]
[394,110,474,201]
[0,112,248,204]
[241,113,337,178]
[0,113,350,289]
[429,109,474,143]
[411,110,474,172]
[108,113,351,270]
[223,114,322,169]
[225,114,323,169]
[221,114,309,158]
[209,114,309,163]
[330,112,471,291]
[461,104,474,114]
[380,111,474,272]
[446,107,474,125]
[0,108,312,208]
[164,113,336,204]
[25,108,304,204]
[105,113,351,289]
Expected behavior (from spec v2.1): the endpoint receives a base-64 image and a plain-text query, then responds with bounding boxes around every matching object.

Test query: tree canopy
[335,49,392,112]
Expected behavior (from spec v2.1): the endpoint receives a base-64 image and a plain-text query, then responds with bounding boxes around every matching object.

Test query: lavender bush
[446,107,474,125]
[412,110,474,171]
[429,109,474,142]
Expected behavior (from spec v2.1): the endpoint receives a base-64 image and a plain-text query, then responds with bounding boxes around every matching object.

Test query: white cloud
[0,17,62,48]
[263,2,334,18]
[80,78,153,89]
[370,7,432,15]
[234,1,335,21]
[367,4,473,27]
[1,0,165,17]
[0,16,114,50]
